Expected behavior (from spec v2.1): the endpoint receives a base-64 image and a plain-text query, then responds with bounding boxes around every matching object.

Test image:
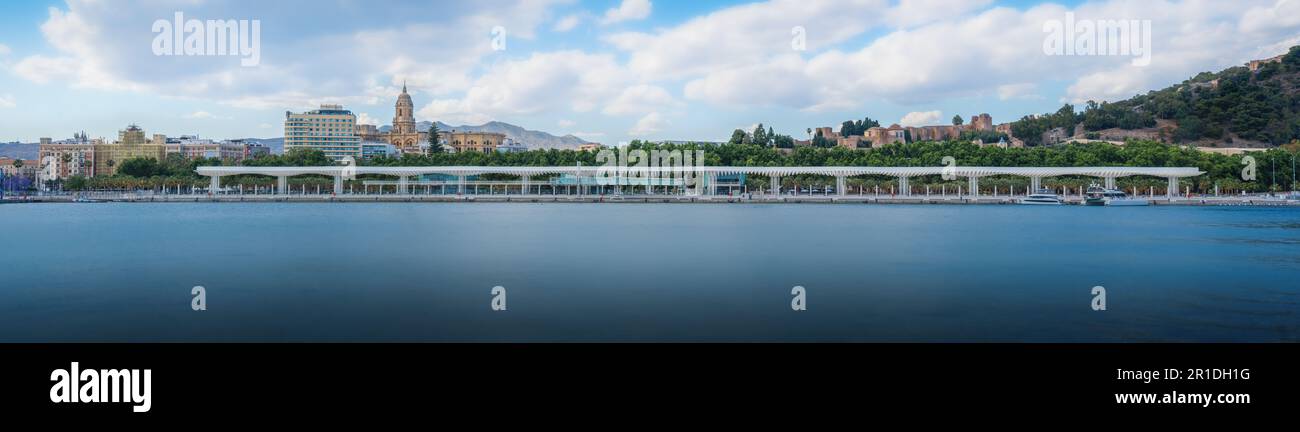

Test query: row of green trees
[726,123,798,148]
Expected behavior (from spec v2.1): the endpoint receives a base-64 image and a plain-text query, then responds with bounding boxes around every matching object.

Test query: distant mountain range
[380,121,592,150]
[0,143,38,160]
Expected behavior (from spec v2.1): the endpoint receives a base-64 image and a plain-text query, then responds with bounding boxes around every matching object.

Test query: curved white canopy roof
[196,165,1204,178]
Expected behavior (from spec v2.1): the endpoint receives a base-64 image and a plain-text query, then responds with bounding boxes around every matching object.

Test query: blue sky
[0,0,1297,145]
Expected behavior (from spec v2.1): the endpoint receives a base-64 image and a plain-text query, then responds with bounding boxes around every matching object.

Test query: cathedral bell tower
[393,81,416,135]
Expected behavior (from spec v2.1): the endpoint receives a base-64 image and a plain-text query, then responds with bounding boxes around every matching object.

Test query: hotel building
[38,136,97,181]
[285,104,362,161]
[92,125,166,176]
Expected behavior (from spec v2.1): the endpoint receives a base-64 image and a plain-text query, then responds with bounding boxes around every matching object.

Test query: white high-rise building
[284,104,361,161]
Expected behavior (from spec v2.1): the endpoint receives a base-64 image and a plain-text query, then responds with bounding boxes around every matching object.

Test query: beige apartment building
[92,125,166,176]
[445,131,507,154]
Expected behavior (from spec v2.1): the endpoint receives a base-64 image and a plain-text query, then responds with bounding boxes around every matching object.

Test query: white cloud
[629,112,667,136]
[0,44,10,56]
[10,0,1300,140]
[997,83,1039,100]
[355,112,381,126]
[621,0,1300,111]
[570,131,606,139]
[601,0,652,25]
[13,6,145,92]
[12,0,571,111]
[899,110,942,127]
[1240,0,1300,33]
[1062,68,1161,104]
[554,14,583,32]
[184,111,230,120]
[603,84,677,115]
[0,94,15,109]
[418,50,627,124]
[558,119,576,128]
[682,53,819,109]
[883,0,994,28]
[606,0,884,81]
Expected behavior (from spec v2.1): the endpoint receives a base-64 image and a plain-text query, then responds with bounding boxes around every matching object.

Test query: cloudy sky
[0,0,1297,144]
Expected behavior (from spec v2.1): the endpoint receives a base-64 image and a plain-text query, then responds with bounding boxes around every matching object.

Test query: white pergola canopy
[196,165,1204,179]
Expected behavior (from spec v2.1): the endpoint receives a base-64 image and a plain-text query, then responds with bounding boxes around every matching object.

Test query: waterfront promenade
[5,164,1295,205]
[8,189,1297,206]
[10,164,1297,205]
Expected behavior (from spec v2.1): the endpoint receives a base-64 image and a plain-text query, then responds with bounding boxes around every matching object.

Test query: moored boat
[1084,184,1107,206]
[1019,189,1064,205]
[1103,189,1149,206]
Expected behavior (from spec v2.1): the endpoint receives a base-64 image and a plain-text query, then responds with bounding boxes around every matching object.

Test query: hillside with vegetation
[1012,45,1300,147]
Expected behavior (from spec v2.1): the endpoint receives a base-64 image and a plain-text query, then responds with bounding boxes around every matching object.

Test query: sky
[0,0,1298,145]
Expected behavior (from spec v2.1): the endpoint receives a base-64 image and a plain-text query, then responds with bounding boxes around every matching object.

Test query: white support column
[1104,176,1116,190]
[836,176,847,196]
[967,176,979,198]
[707,173,717,196]
[398,176,409,195]
[277,176,287,195]
[898,176,910,196]
[770,176,781,196]
[1030,176,1041,193]
[521,175,530,196]
[333,175,343,195]
[1167,177,1178,198]
[458,175,466,195]
[209,175,220,194]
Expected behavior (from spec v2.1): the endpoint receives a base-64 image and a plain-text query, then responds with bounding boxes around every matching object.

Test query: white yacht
[1019,189,1064,205]
[1102,189,1149,206]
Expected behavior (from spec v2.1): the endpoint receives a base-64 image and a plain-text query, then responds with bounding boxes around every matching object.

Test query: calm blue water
[0,202,1296,342]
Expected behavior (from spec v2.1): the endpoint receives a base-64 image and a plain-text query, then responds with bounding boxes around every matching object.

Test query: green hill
[1011,45,1300,147]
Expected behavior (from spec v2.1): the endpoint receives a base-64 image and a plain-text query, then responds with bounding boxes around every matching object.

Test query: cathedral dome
[396,82,413,108]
